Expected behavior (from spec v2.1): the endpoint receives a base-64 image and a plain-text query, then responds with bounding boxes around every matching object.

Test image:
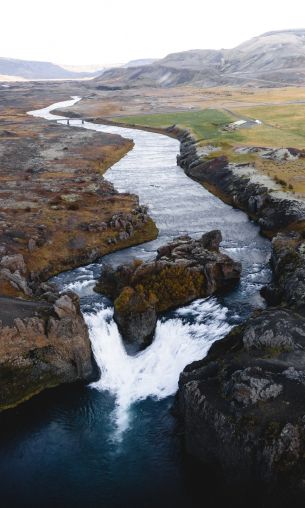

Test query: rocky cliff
[177,226,305,492]
[175,128,305,237]
[178,306,305,490]
[172,118,305,494]
[0,290,97,411]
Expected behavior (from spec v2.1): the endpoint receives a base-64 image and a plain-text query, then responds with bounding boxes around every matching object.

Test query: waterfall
[85,298,231,438]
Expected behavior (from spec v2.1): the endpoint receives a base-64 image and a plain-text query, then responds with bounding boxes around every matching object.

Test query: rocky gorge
[3,86,305,506]
[166,127,305,495]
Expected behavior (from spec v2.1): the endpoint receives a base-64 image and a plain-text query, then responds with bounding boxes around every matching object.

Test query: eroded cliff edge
[175,128,305,237]
[0,291,97,410]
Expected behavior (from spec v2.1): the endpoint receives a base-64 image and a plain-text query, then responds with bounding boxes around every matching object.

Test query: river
[0,97,271,507]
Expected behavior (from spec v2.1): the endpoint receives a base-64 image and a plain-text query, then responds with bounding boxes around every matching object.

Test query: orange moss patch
[115,284,158,314]
[136,265,205,312]
[0,94,157,297]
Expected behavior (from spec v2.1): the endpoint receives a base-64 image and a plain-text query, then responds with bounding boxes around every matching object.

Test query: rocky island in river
[95,230,241,345]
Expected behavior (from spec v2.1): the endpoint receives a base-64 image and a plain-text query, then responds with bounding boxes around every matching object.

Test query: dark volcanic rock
[261,231,305,313]
[95,230,241,345]
[175,129,305,236]
[0,292,98,411]
[113,286,158,345]
[177,307,305,489]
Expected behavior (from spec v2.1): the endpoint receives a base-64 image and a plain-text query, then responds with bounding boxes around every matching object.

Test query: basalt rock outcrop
[177,306,305,490]
[177,229,305,493]
[174,122,305,492]
[265,231,305,311]
[0,290,98,411]
[95,230,241,345]
[174,128,305,237]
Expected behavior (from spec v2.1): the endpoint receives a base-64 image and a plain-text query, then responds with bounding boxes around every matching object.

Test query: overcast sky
[2,0,305,65]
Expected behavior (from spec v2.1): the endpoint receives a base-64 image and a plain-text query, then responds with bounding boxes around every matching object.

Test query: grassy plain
[110,90,305,195]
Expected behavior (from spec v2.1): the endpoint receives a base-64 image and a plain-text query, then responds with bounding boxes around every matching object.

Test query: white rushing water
[29,97,271,437]
[86,298,230,436]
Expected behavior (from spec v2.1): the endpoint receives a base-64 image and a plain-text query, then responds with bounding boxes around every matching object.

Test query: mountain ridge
[94,29,305,88]
[0,57,103,80]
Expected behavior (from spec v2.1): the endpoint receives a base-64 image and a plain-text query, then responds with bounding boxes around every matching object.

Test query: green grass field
[113,105,305,149]
[235,104,305,146]
[112,109,246,144]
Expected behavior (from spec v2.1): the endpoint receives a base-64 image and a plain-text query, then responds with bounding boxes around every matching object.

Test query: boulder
[53,293,77,318]
[0,254,26,274]
[114,286,157,345]
[0,268,32,296]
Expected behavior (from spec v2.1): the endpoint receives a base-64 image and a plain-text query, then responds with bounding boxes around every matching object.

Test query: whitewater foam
[85,298,231,438]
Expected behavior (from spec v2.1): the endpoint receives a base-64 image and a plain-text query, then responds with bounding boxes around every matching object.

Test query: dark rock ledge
[177,230,305,493]
[173,127,305,237]
[95,230,241,346]
[161,125,305,493]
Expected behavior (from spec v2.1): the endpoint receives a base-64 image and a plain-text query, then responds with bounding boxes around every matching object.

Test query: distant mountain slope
[0,57,101,80]
[160,49,224,70]
[94,64,213,89]
[94,29,305,88]
[123,59,157,68]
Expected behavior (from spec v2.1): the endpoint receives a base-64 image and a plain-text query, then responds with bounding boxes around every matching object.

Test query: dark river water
[0,98,272,507]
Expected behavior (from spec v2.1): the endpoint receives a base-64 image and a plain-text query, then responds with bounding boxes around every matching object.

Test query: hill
[94,30,305,88]
[123,59,157,68]
[0,57,102,80]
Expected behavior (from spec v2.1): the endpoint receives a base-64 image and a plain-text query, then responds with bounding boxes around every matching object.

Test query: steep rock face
[267,232,305,311]
[113,286,158,345]
[95,231,241,345]
[178,307,305,489]
[0,292,97,411]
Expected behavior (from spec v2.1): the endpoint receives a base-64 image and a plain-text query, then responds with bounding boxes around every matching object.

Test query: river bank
[167,133,305,494]
[175,128,305,237]
[53,105,305,237]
